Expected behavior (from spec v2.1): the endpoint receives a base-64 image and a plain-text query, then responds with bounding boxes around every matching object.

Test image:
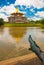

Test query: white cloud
[30,9,35,13]
[15,0,44,8]
[0,0,44,21]
[35,11,44,17]
[27,16,41,21]
[29,11,44,20]
[0,13,8,21]
[0,4,16,15]
[0,4,16,21]
[32,17,41,21]
[7,2,10,4]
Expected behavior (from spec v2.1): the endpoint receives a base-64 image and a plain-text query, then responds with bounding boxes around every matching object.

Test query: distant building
[8,8,27,23]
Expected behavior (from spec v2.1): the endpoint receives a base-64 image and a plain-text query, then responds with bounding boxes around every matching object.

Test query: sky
[0,0,44,21]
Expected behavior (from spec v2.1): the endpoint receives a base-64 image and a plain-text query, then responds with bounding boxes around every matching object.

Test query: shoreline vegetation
[0,18,44,27]
[3,23,44,27]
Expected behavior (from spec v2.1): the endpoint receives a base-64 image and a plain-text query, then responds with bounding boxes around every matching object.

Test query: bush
[35,18,44,24]
[0,18,5,26]
[41,19,44,24]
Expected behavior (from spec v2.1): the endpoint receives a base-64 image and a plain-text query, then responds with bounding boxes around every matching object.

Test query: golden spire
[15,38,20,43]
[16,7,19,13]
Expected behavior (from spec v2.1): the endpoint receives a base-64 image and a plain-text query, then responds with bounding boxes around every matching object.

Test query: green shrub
[0,18,5,26]
[41,19,44,24]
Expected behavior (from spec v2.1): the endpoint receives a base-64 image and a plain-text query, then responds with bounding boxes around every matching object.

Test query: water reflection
[26,27,44,50]
[9,27,27,42]
[0,27,4,34]
[40,27,44,33]
[0,27,44,61]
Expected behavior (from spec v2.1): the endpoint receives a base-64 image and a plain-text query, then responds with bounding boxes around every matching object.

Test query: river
[0,27,44,61]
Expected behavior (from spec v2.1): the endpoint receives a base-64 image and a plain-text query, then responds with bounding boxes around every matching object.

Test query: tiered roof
[11,13,24,15]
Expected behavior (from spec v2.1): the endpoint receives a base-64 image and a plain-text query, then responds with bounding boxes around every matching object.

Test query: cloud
[7,2,10,4]
[31,17,41,21]
[0,4,16,21]
[0,0,44,21]
[35,11,44,17]
[30,11,44,20]
[0,4,16,15]
[0,13,8,21]
[15,0,44,8]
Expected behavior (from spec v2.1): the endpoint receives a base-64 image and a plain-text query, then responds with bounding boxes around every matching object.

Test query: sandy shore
[0,53,42,65]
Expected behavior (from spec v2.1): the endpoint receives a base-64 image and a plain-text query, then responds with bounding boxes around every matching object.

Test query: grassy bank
[4,23,44,27]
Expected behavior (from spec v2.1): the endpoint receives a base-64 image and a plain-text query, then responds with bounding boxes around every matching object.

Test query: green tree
[35,18,44,24]
[0,18,5,26]
[41,19,44,24]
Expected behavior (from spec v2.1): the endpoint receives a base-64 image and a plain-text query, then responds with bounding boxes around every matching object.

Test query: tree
[0,18,5,26]
[35,18,44,24]
[41,19,44,24]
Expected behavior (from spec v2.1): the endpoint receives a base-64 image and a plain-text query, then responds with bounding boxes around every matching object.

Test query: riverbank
[4,23,44,27]
[0,53,42,65]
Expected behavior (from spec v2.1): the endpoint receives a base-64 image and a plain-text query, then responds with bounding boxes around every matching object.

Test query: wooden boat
[28,35,44,64]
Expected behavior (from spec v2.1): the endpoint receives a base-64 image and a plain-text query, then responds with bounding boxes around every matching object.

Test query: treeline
[35,18,44,24]
[0,18,5,26]
[30,18,44,24]
[0,18,44,26]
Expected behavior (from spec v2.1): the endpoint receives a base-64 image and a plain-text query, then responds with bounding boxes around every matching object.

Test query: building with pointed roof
[8,8,27,23]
